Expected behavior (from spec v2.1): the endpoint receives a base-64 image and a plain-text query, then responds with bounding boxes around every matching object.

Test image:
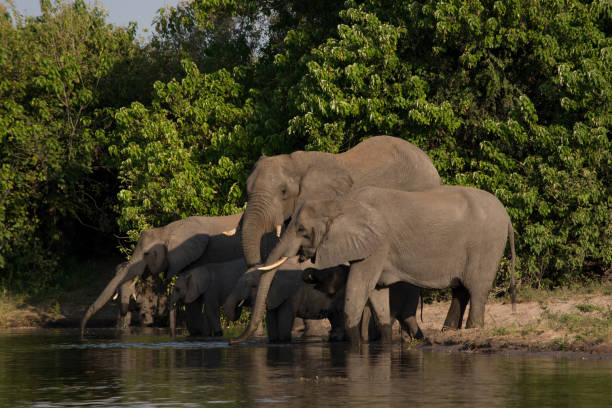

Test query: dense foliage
[1,0,610,294]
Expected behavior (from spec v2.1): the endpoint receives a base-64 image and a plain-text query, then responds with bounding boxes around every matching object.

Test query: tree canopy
[1,0,610,294]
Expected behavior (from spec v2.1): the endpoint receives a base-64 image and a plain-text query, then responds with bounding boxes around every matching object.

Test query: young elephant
[171,258,246,337]
[304,268,423,341]
[232,185,516,345]
[224,258,346,342]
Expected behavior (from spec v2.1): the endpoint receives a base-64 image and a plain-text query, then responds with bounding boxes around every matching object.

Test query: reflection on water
[0,329,610,407]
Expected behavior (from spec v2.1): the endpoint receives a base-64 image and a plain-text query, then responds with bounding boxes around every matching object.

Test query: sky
[9,0,183,39]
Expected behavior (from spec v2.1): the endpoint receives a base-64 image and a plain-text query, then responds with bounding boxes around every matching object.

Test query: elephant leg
[276,303,294,342]
[185,297,205,336]
[292,317,305,335]
[328,303,345,342]
[442,285,470,331]
[205,303,223,337]
[344,247,386,346]
[117,310,131,329]
[399,316,423,340]
[266,310,280,342]
[368,288,392,344]
[360,305,372,342]
[465,290,486,329]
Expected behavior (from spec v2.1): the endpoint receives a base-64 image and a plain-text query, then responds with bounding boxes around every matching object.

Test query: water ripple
[50,341,229,350]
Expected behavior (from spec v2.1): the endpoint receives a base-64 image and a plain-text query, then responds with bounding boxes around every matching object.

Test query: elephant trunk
[223,293,241,322]
[229,267,278,344]
[169,289,177,338]
[80,260,143,336]
[241,194,278,267]
[230,234,298,344]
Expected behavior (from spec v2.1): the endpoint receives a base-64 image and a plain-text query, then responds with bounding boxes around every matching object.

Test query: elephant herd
[81,135,516,346]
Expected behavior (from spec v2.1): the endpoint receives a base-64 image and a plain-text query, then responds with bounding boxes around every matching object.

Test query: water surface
[0,329,610,407]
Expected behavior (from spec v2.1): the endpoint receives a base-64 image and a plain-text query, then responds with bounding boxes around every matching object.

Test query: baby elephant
[171,258,246,337]
[304,267,423,341]
[224,258,346,342]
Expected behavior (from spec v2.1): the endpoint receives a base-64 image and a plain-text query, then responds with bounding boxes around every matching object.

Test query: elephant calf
[224,258,345,342]
[304,267,423,341]
[171,258,246,337]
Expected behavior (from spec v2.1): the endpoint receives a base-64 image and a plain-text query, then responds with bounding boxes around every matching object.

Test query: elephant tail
[508,221,516,313]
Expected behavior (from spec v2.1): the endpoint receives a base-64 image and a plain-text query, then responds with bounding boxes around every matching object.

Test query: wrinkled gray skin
[232,186,516,346]
[224,258,346,342]
[304,267,423,341]
[241,136,441,268]
[171,258,246,337]
[80,213,243,335]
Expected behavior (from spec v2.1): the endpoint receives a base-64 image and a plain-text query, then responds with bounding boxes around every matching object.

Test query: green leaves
[113,61,251,240]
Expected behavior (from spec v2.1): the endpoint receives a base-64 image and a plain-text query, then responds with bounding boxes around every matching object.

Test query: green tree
[0,0,143,292]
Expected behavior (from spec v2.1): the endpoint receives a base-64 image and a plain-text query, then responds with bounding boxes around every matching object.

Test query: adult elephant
[231,186,516,345]
[240,135,441,268]
[80,213,243,335]
[224,258,346,342]
[170,258,246,337]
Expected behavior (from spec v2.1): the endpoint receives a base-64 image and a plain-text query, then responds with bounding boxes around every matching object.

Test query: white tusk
[275,224,282,238]
[132,293,137,301]
[112,292,118,300]
[223,228,237,236]
[237,299,245,308]
[257,256,289,271]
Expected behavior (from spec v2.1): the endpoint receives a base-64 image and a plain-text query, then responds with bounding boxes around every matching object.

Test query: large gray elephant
[240,135,441,268]
[231,185,516,345]
[224,258,346,342]
[170,258,246,337]
[80,213,243,335]
[304,267,423,341]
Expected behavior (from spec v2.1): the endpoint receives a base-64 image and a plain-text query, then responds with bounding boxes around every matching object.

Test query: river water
[0,329,610,407]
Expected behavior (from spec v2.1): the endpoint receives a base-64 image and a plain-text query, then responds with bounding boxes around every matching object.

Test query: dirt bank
[415,289,611,355]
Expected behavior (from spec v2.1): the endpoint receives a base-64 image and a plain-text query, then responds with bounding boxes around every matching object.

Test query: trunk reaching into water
[80,271,128,335]
[80,260,144,336]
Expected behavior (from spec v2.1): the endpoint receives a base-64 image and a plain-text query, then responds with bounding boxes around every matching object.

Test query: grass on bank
[484,281,612,350]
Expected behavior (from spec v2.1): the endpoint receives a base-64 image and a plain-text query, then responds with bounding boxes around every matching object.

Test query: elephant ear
[166,228,210,277]
[184,267,211,304]
[296,162,354,208]
[314,200,387,270]
[266,267,303,310]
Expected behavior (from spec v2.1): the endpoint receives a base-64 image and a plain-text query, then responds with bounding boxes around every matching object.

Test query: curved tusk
[112,292,118,300]
[275,224,282,238]
[257,257,289,271]
[223,228,237,236]
[237,299,245,308]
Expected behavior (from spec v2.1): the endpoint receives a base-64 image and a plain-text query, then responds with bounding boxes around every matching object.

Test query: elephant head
[230,198,387,344]
[223,258,306,324]
[241,152,354,267]
[303,265,349,296]
[222,268,262,323]
[80,220,219,335]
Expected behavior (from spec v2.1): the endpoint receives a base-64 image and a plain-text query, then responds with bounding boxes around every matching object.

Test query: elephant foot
[213,331,223,337]
[345,325,362,350]
[379,324,392,344]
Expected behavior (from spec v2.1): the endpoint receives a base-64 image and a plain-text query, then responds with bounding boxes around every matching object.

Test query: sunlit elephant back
[80,213,243,335]
[240,135,441,268]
